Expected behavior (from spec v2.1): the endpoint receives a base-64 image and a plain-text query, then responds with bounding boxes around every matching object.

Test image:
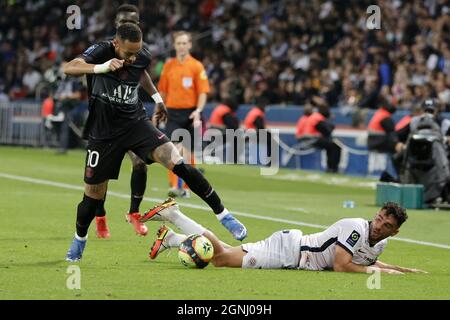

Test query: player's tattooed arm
[140,70,167,125]
[63,58,124,76]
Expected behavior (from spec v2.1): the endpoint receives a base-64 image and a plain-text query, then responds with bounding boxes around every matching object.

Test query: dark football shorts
[164,107,197,150]
[83,120,170,184]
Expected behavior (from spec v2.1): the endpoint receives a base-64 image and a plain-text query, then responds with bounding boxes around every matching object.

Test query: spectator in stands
[22,65,42,98]
[0,83,9,103]
[298,105,341,173]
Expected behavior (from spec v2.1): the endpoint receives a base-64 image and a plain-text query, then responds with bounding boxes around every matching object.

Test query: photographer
[399,99,450,204]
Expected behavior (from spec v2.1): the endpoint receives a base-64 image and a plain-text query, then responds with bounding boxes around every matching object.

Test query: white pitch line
[1,172,449,250]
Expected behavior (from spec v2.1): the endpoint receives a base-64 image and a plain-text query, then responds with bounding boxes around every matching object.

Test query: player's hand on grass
[383,269,404,275]
[94,58,124,73]
[402,268,428,274]
[152,102,168,126]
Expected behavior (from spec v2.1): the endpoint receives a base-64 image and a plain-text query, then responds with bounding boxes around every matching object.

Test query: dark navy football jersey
[80,41,151,140]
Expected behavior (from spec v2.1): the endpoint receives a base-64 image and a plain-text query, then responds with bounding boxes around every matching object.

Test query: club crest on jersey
[346,230,360,247]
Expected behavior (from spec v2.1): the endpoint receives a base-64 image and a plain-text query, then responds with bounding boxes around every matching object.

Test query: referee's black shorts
[83,120,169,184]
[164,107,196,150]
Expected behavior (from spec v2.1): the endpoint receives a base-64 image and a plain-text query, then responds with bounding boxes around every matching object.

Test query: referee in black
[64,23,247,262]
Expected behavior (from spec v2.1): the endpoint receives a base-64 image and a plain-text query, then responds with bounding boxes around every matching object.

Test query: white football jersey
[298,218,387,271]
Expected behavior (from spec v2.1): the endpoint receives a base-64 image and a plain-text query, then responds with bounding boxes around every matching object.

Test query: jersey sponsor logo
[101,84,138,104]
[346,230,361,247]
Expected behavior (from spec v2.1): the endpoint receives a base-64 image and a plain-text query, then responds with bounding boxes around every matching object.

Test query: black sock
[95,188,107,217]
[76,194,102,238]
[172,162,224,214]
[129,165,147,213]
[95,199,106,217]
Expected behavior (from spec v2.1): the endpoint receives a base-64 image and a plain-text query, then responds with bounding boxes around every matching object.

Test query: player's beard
[369,224,382,243]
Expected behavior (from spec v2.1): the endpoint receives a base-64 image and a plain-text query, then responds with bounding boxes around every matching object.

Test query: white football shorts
[241,229,303,269]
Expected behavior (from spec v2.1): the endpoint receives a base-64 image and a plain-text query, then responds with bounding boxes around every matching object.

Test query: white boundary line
[1,172,449,250]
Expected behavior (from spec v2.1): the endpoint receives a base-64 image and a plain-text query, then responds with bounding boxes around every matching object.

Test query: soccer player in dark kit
[93,4,167,239]
[64,23,247,262]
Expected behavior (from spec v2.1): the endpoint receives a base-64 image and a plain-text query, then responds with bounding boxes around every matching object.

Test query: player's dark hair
[116,23,142,42]
[381,202,408,227]
[117,4,139,15]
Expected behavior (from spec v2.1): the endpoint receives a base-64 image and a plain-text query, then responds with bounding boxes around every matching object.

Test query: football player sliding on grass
[141,200,427,274]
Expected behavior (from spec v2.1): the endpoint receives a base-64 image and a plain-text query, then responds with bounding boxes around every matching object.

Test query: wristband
[152,92,164,103]
[93,60,111,74]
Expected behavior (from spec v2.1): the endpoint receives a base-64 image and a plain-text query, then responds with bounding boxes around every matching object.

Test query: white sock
[166,231,187,248]
[75,233,88,241]
[168,206,206,235]
[215,208,230,221]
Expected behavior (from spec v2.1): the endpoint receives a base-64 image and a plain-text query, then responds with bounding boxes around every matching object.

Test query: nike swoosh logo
[157,134,165,140]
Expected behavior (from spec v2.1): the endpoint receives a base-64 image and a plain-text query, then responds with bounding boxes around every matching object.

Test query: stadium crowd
[0,0,449,114]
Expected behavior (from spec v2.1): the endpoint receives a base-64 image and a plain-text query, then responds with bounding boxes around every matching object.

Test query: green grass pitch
[0,146,449,300]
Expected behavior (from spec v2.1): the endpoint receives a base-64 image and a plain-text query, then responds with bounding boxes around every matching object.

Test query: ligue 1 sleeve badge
[346,230,361,247]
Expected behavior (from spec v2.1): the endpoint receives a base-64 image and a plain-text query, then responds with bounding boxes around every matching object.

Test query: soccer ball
[178,234,214,269]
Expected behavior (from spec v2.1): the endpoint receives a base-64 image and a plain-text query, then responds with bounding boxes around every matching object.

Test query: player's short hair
[116,4,139,25]
[117,4,139,15]
[381,202,408,227]
[116,23,142,43]
[173,31,192,42]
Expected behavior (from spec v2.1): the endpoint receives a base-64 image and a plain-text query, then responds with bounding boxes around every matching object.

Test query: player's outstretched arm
[333,245,404,274]
[374,260,428,273]
[203,230,244,268]
[63,58,124,76]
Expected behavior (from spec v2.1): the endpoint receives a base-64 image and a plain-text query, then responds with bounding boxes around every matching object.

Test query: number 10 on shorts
[87,150,99,167]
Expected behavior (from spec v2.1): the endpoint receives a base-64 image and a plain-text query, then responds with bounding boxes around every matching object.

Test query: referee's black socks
[172,162,225,214]
[76,194,102,238]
